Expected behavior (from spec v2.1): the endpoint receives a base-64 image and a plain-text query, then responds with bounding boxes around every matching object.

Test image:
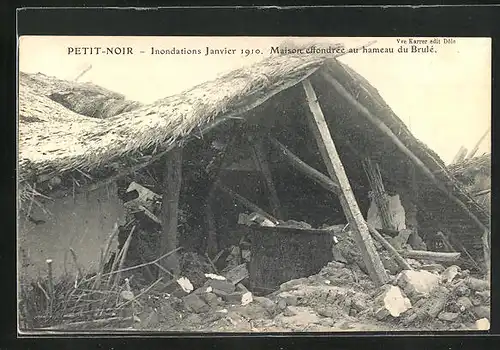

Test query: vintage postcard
[17,36,491,333]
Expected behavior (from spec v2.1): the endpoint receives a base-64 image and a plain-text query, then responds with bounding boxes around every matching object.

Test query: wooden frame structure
[154,64,489,285]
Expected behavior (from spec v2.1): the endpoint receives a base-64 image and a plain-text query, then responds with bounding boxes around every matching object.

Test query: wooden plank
[397,249,461,262]
[301,79,388,286]
[268,136,340,194]
[160,147,183,277]
[320,70,490,235]
[250,137,283,219]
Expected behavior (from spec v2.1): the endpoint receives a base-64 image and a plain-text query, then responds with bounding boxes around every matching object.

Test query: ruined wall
[18,183,126,281]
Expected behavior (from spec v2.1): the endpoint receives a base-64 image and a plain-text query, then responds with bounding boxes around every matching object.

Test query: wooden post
[250,137,283,219]
[302,79,388,286]
[160,147,182,277]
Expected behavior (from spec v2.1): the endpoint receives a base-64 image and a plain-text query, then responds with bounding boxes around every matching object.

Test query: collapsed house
[18,47,491,329]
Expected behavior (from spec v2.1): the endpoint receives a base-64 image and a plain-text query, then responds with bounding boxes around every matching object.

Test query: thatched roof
[19,49,347,184]
[18,47,490,237]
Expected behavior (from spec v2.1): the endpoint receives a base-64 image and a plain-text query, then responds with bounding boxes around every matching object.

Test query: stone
[199,292,224,307]
[420,264,445,274]
[466,277,490,292]
[396,270,440,299]
[473,306,490,320]
[440,265,460,284]
[282,307,296,317]
[351,298,368,312]
[456,296,473,311]
[279,278,308,291]
[475,290,491,304]
[438,312,459,322]
[277,291,300,306]
[373,285,412,320]
[475,318,490,330]
[253,296,276,311]
[212,289,245,304]
[224,264,249,285]
[241,292,253,306]
[204,279,236,294]
[183,293,210,313]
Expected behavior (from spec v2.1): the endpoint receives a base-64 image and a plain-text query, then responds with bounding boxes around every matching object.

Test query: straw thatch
[19,45,346,184]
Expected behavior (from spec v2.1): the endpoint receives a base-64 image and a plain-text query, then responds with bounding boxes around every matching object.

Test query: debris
[398,250,461,262]
[205,273,227,281]
[279,278,309,292]
[438,312,459,322]
[396,270,440,299]
[183,293,210,314]
[475,290,490,303]
[177,277,194,293]
[248,213,276,227]
[199,292,224,308]
[420,264,445,274]
[475,318,490,330]
[279,219,312,229]
[204,279,236,294]
[440,265,460,284]
[241,250,251,262]
[224,264,249,285]
[236,283,249,293]
[466,277,490,292]
[241,292,253,306]
[472,306,490,320]
[212,289,247,305]
[373,285,412,320]
[455,296,473,311]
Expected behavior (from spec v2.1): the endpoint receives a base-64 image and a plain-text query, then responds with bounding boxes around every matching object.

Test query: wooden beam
[301,78,388,286]
[367,224,413,271]
[397,249,461,262]
[160,147,182,277]
[320,70,490,234]
[268,136,340,194]
[216,183,279,224]
[250,137,283,219]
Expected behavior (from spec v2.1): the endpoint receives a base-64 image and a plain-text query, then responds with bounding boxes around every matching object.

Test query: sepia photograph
[17,36,491,333]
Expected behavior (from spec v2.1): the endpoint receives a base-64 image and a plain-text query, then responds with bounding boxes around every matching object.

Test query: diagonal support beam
[319,70,490,235]
[302,78,388,286]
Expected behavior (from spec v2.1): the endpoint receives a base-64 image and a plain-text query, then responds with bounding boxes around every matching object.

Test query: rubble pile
[131,255,489,332]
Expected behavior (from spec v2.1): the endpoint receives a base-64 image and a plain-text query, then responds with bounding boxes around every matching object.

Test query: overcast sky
[19,36,491,165]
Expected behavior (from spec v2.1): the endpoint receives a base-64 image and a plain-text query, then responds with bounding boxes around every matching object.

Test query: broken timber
[367,225,413,271]
[302,78,388,286]
[320,70,490,235]
[268,136,340,194]
[397,249,461,262]
[160,146,182,277]
[216,183,279,224]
